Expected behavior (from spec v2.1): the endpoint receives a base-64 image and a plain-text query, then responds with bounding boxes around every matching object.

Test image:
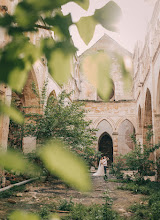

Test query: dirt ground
[0,173,144,219]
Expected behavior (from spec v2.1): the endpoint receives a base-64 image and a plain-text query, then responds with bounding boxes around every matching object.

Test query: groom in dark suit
[102,156,109,177]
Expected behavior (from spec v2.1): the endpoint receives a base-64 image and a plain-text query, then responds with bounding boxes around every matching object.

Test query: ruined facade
[0,0,160,163]
[71,0,160,162]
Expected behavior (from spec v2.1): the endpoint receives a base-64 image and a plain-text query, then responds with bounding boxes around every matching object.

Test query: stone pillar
[0,85,11,151]
[153,113,160,181]
[0,84,11,187]
[112,132,118,161]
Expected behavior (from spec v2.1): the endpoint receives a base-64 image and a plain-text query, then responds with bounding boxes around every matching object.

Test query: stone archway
[138,105,142,130]
[98,132,113,165]
[118,119,135,155]
[143,88,152,145]
[8,70,40,152]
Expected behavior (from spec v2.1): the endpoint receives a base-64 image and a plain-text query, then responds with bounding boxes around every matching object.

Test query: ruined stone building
[0,0,160,163]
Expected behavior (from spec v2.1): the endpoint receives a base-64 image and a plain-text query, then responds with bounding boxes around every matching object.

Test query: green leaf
[0,35,41,92]
[39,140,91,192]
[93,1,122,32]
[15,2,39,28]
[0,14,14,27]
[0,149,41,176]
[116,54,132,90]
[0,101,24,124]
[48,49,71,85]
[42,40,76,85]
[74,0,90,11]
[76,16,97,45]
[81,52,113,101]
[9,211,39,220]
[44,14,72,39]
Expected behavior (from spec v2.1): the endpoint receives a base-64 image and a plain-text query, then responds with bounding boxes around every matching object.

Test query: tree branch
[35,24,52,31]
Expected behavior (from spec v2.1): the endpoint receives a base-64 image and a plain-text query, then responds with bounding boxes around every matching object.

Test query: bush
[39,206,50,219]
[62,198,122,220]
[58,198,74,211]
[124,127,160,182]
[122,181,160,220]
[110,155,125,179]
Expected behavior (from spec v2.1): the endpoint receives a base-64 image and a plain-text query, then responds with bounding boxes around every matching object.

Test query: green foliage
[124,127,160,182]
[81,52,113,101]
[0,101,24,125]
[24,91,96,149]
[39,140,91,192]
[122,181,160,220]
[0,149,41,177]
[58,197,74,211]
[110,154,125,179]
[39,206,50,219]
[0,185,25,198]
[63,198,122,220]
[0,0,123,122]
[9,210,39,220]
[76,1,122,45]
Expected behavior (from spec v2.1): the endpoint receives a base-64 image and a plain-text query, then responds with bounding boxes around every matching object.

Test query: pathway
[0,175,144,219]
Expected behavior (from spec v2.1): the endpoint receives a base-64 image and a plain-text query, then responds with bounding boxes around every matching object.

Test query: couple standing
[93,156,109,177]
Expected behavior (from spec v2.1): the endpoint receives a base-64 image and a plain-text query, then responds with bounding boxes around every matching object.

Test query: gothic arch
[98,132,113,164]
[94,117,115,131]
[138,105,142,130]
[118,119,135,155]
[116,117,136,132]
[96,119,113,139]
[8,69,40,149]
[23,70,40,114]
[143,88,153,144]
[48,90,57,99]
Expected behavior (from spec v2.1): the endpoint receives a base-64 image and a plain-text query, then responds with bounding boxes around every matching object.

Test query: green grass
[116,180,160,220]
[0,185,26,198]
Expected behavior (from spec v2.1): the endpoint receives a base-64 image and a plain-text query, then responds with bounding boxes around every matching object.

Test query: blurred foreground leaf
[48,49,71,85]
[43,40,76,85]
[39,140,91,192]
[0,150,41,176]
[9,210,39,220]
[94,1,122,32]
[0,35,41,92]
[76,16,97,45]
[75,0,89,11]
[117,55,132,90]
[49,214,60,220]
[81,52,113,101]
[0,101,24,124]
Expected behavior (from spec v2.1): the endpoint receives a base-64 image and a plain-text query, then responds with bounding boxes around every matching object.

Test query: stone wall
[84,101,136,160]
[77,34,133,102]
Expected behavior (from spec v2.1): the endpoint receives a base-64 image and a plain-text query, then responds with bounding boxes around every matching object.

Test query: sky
[62,0,156,55]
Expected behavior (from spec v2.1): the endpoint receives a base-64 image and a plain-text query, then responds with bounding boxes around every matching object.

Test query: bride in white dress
[93,157,104,176]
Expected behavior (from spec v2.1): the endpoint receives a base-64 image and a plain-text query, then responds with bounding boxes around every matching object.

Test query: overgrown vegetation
[37,197,121,220]
[0,185,25,199]
[117,180,160,220]
[111,126,160,182]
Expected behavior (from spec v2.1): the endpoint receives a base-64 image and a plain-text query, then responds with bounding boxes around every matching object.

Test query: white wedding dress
[93,160,104,176]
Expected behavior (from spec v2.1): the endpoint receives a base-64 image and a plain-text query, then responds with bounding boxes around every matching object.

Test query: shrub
[62,198,122,220]
[58,198,74,211]
[110,154,125,179]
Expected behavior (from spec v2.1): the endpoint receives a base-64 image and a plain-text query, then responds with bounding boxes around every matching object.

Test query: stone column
[112,132,118,161]
[0,84,12,187]
[153,113,160,181]
[0,85,11,151]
